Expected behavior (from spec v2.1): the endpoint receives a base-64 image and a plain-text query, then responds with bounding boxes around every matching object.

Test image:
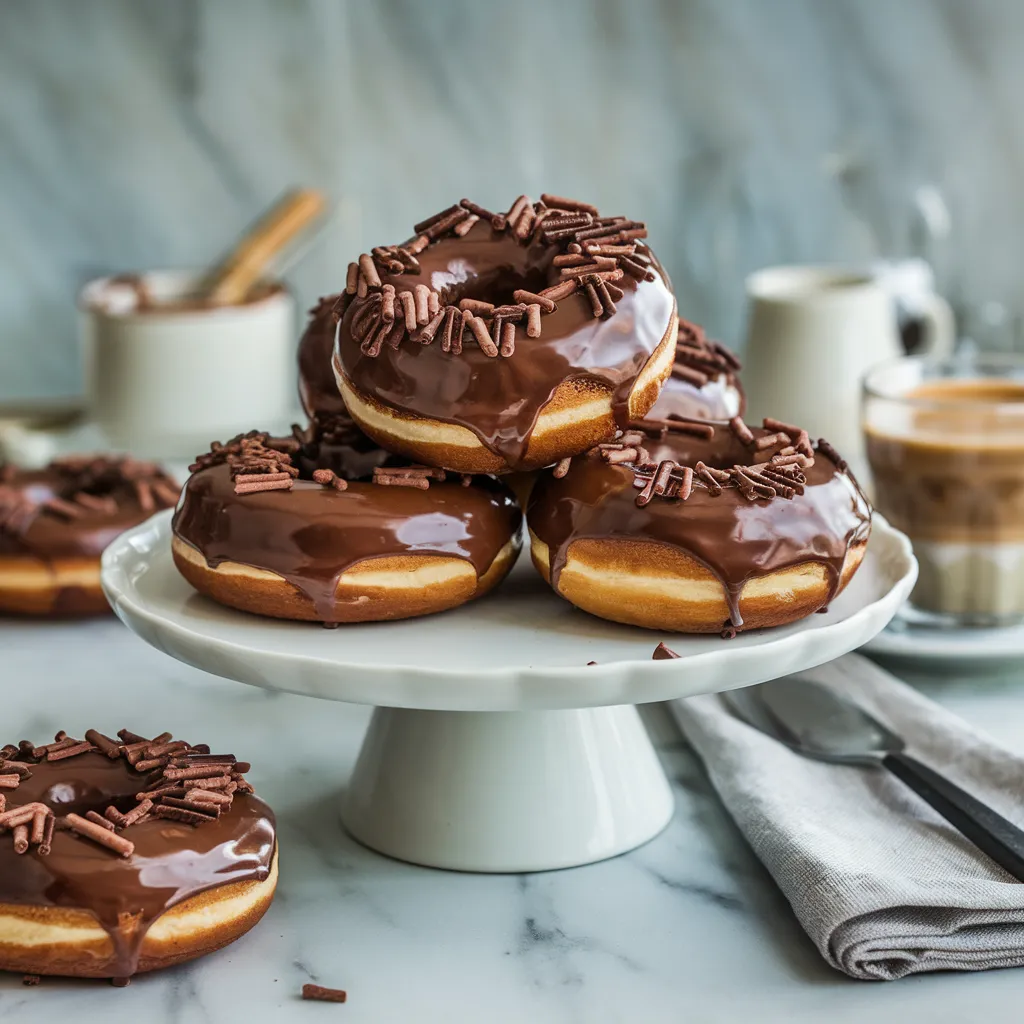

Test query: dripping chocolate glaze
[334,219,676,465]
[173,462,522,622]
[527,427,872,630]
[0,752,274,978]
[298,295,347,418]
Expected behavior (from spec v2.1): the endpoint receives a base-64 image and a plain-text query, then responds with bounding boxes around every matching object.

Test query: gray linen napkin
[670,652,1024,981]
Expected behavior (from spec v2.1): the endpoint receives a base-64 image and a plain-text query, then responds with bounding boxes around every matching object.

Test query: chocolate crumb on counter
[652,642,680,660]
[302,983,348,1003]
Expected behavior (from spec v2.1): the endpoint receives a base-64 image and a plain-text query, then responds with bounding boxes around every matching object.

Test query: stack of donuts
[175,193,871,635]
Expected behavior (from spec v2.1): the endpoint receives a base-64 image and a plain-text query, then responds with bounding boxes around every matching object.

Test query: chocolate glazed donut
[172,425,522,623]
[333,195,678,474]
[527,416,871,635]
[0,457,180,616]
[0,729,275,980]
[648,318,745,422]
[298,294,347,418]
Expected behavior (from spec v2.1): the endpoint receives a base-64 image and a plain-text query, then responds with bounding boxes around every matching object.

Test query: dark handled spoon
[725,677,1024,882]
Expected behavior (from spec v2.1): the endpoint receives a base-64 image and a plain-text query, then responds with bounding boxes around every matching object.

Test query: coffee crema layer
[866,377,1024,618]
[866,378,1024,543]
[528,423,871,631]
[334,200,676,466]
[0,741,274,979]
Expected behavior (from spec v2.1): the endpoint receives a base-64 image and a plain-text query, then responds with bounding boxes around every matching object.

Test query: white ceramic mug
[742,264,954,462]
[79,270,296,459]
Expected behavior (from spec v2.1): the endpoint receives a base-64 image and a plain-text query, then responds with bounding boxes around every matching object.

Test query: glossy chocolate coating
[649,324,744,421]
[173,462,522,622]
[0,751,274,978]
[298,295,347,418]
[0,461,179,560]
[648,373,744,422]
[527,427,871,629]
[334,219,676,465]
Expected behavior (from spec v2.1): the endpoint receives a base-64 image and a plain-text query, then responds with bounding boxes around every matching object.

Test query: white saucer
[100,510,916,872]
[863,615,1024,663]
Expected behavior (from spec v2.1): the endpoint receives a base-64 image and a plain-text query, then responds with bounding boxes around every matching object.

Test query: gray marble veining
[2,618,1024,1021]
[3,0,1024,402]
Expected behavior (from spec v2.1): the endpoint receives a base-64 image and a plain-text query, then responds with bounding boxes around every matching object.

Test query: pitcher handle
[914,292,956,357]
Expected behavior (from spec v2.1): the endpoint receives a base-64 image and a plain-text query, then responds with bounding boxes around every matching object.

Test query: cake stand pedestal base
[102,512,916,874]
[341,705,675,872]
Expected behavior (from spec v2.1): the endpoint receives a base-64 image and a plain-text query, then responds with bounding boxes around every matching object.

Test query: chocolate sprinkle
[652,642,680,660]
[590,419,823,507]
[1,457,179,539]
[302,984,348,1003]
[340,195,652,360]
[0,728,257,860]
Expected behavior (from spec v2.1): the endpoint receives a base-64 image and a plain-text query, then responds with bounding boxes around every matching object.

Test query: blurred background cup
[742,264,954,466]
[863,353,1024,627]
[79,270,296,461]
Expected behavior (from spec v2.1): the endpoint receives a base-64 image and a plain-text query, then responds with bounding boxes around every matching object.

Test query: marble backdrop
[2,0,1023,400]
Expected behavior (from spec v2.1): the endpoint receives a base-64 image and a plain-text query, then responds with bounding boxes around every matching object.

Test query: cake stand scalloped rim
[99,510,917,713]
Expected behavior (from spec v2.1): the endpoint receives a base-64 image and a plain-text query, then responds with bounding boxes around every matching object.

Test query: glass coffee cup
[863,354,1024,626]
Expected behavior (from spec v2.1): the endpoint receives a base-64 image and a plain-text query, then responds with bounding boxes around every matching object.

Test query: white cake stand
[101,511,916,873]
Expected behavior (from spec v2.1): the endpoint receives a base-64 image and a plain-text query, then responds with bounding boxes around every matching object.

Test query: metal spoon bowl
[726,678,1024,881]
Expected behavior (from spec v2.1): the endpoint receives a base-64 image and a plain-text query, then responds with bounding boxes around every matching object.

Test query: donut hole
[42,777,142,818]
[293,437,396,481]
[43,780,99,813]
[643,429,753,473]
[435,263,550,310]
[29,756,157,819]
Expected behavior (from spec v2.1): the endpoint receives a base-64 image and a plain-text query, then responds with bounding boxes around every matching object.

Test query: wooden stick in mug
[200,188,326,306]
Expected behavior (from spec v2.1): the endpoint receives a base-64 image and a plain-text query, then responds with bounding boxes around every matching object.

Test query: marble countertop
[2,618,1024,1022]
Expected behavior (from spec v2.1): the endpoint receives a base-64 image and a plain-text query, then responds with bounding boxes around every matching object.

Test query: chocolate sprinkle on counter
[302,983,348,1003]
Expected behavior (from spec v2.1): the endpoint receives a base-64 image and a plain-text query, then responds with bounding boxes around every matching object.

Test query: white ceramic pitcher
[742,264,954,462]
